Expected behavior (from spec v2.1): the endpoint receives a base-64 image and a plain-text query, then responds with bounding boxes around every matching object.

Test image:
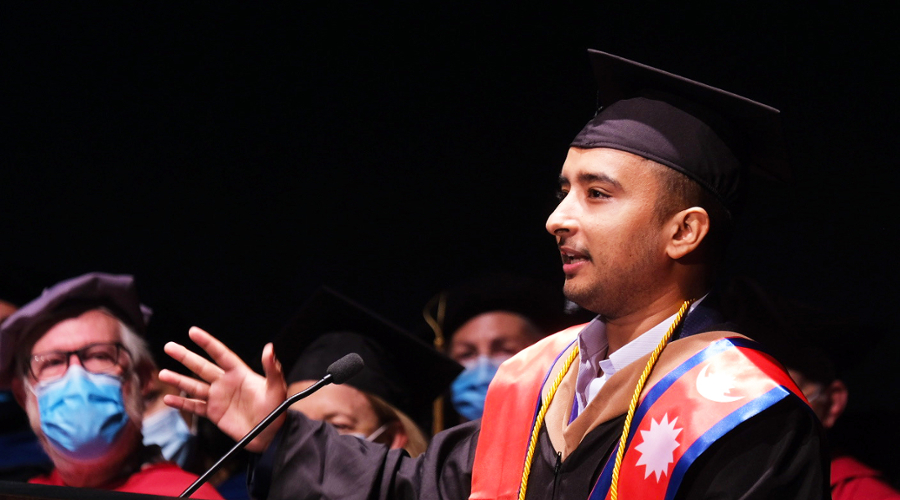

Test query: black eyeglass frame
[26,342,133,382]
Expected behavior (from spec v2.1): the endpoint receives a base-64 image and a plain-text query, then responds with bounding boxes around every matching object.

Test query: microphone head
[326,353,364,384]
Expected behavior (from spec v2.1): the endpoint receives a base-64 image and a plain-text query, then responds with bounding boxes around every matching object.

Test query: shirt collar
[578,294,708,377]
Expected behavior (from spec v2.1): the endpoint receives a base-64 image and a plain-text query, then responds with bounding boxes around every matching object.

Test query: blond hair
[365,393,429,457]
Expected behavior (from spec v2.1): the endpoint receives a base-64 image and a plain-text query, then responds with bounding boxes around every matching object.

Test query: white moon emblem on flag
[695,363,744,403]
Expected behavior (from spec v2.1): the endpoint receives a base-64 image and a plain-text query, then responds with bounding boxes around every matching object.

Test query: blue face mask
[142,406,193,466]
[451,356,503,421]
[34,365,130,461]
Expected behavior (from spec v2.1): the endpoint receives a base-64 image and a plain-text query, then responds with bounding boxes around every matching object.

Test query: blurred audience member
[275,287,462,457]
[783,346,900,499]
[141,302,199,469]
[1,299,17,323]
[0,272,223,498]
[423,272,589,424]
[142,366,194,467]
[722,276,900,500]
[1,295,52,482]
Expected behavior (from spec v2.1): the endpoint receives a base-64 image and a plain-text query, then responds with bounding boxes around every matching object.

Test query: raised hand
[159,326,287,453]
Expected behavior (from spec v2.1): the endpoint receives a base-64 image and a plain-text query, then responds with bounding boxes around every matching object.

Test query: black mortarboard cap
[275,287,462,428]
[572,49,789,213]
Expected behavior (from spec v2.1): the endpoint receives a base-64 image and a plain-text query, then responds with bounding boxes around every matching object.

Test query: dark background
[3,1,899,477]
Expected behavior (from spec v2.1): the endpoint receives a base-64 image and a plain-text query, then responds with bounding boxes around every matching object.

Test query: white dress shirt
[574,297,706,416]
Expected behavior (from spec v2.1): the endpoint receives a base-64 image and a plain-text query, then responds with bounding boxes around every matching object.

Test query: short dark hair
[649,161,734,263]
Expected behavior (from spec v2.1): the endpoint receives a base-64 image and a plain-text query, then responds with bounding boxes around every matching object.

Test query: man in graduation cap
[161,50,829,499]
[276,287,461,458]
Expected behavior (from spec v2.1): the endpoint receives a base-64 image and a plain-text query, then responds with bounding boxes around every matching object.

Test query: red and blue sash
[471,333,806,500]
[470,327,583,500]
[588,337,805,500]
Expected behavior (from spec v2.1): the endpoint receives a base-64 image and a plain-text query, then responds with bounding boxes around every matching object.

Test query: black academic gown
[253,304,829,500]
[254,396,827,500]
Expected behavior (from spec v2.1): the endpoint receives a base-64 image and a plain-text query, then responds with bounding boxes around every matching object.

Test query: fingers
[261,342,283,380]
[188,326,247,372]
[158,369,210,400]
[164,340,225,384]
[163,393,208,418]
[262,342,287,395]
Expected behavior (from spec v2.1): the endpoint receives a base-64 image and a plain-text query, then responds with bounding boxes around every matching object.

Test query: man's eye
[450,346,477,364]
[588,189,609,199]
[85,352,114,362]
[555,189,569,201]
[43,357,65,368]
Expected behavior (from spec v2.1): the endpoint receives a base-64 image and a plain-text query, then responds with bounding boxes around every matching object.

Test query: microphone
[180,353,365,497]
[327,352,364,384]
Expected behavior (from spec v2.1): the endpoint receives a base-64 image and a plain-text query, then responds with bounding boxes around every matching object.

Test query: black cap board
[275,287,463,428]
[572,49,789,213]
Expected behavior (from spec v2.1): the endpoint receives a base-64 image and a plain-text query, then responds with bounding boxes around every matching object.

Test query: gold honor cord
[516,299,693,500]
[609,299,693,500]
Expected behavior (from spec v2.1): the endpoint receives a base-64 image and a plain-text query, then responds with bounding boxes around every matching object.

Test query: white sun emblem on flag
[696,363,744,403]
[634,413,682,482]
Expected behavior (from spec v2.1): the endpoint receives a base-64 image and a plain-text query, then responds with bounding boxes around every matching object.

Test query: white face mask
[348,423,390,442]
[142,406,193,466]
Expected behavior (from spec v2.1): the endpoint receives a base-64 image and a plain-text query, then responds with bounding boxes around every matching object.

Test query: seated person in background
[1,293,52,482]
[142,364,194,467]
[0,388,51,482]
[0,299,17,324]
[422,272,590,423]
[275,287,462,457]
[0,272,223,499]
[721,275,900,500]
[786,349,900,500]
[141,303,200,469]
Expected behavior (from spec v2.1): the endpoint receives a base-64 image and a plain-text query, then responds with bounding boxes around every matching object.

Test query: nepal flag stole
[589,337,806,500]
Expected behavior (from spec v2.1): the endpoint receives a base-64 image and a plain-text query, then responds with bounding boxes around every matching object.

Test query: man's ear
[821,379,849,429]
[136,360,157,397]
[665,207,711,260]
[389,421,409,451]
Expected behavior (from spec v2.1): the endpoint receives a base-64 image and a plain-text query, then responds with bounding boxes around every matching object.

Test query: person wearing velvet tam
[275,287,462,458]
[161,50,828,499]
[0,272,223,499]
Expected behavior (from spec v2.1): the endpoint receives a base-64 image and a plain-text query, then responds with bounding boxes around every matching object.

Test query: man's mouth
[560,246,589,266]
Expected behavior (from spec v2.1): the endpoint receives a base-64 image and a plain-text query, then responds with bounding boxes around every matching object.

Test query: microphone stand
[180,375,334,497]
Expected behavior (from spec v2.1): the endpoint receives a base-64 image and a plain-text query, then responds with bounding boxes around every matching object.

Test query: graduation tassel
[424,292,449,435]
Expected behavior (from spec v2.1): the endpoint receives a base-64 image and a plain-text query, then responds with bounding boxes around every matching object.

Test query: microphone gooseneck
[180,353,365,497]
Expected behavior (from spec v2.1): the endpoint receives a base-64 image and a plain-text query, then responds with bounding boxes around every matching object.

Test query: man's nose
[67,352,84,369]
[546,196,576,236]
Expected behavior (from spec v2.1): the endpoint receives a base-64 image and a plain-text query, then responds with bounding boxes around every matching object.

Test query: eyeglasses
[28,342,132,382]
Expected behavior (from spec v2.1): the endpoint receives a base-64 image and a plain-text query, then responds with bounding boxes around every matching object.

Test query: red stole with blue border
[470,331,805,500]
